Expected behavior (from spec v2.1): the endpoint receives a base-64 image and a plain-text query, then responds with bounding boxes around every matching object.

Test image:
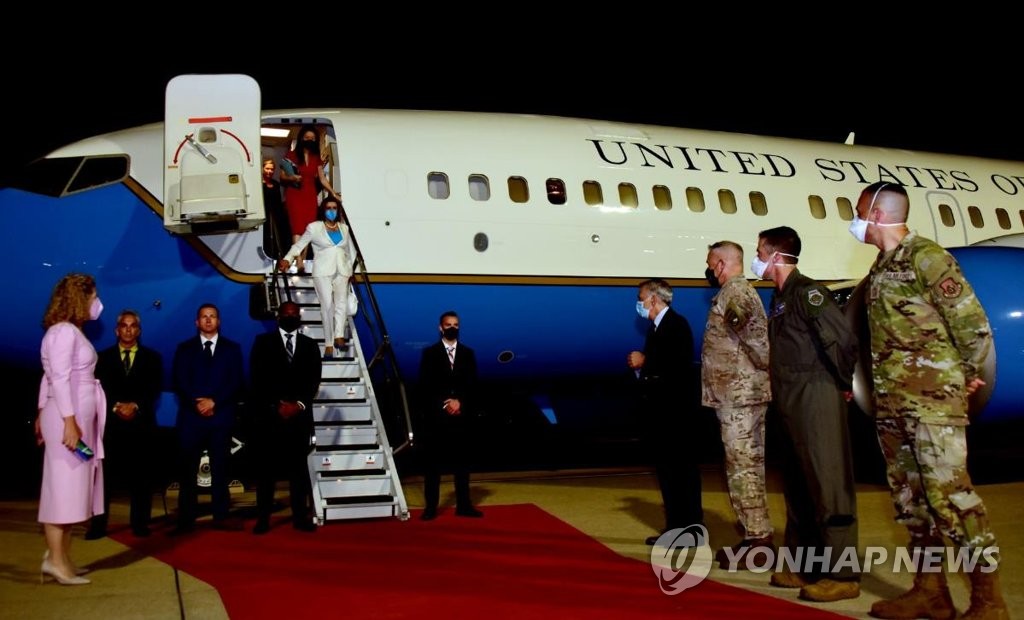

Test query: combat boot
[868,571,955,619]
[799,578,860,602]
[962,566,1009,620]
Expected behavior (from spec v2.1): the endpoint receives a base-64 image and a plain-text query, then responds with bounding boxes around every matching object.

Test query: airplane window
[10,155,131,198]
[619,183,639,208]
[749,192,768,216]
[546,178,567,205]
[938,204,955,227]
[469,174,490,201]
[685,187,705,212]
[508,176,529,203]
[427,172,450,199]
[808,195,826,220]
[583,181,603,206]
[718,190,737,214]
[996,208,1012,230]
[968,206,984,228]
[836,197,854,221]
[653,185,672,211]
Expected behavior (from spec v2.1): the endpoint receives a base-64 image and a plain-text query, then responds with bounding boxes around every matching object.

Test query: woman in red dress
[280,125,341,272]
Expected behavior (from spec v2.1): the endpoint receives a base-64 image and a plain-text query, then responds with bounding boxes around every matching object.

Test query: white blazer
[284,221,354,278]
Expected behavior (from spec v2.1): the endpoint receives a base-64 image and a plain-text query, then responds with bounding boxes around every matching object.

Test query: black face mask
[301,139,318,152]
[442,327,459,341]
[705,267,720,288]
[279,316,301,332]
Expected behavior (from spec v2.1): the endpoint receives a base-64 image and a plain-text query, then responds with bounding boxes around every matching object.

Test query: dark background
[1,23,1020,179]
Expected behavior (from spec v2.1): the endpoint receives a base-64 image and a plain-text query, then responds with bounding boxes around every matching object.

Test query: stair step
[315,475,392,498]
[314,425,378,447]
[322,361,361,380]
[309,449,386,473]
[312,402,372,423]
[323,502,401,521]
[318,382,367,401]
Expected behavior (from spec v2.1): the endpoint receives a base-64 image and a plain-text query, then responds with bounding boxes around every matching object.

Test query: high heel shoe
[323,346,334,360]
[43,550,88,576]
[41,559,90,585]
[334,337,347,348]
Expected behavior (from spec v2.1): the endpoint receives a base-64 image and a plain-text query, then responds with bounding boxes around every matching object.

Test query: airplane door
[163,74,263,234]
[924,191,969,247]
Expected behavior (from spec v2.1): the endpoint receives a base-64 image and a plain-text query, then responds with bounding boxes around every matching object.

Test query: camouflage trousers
[717,404,772,539]
[876,417,996,553]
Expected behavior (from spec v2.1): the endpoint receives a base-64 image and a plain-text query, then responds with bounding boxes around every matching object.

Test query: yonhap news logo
[649,524,713,595]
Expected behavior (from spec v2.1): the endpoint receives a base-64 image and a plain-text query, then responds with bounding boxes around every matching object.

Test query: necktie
[123,349,131,374]
[204,340,213,360]
[446,346,455,368]
[286,333,294,361]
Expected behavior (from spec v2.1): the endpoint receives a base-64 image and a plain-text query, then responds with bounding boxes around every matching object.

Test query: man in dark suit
[86,309,163,539]
[171,303,245,534]
[417,310,483,520]
[250,301,321,534]
[627,278,702,545]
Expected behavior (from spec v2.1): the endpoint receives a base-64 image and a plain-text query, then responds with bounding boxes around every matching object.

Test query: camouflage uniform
[768,269,859,581]
[702,275,772,539]
[867,231,996,553]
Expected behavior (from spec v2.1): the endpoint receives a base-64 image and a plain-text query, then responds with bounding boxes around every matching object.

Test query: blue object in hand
[73,440,94,461]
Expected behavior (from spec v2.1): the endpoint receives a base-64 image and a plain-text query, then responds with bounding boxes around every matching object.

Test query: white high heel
[42,550,88,576]
[41,558,90,585]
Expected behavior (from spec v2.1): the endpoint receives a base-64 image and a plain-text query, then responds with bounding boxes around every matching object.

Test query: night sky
[3,29,1019,180]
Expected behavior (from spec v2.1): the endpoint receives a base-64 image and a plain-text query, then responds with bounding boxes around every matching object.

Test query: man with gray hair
[702,241,774,569]
[627,278,701,545]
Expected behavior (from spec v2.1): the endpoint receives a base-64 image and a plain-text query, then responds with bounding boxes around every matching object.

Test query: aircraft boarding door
[164,74,264,234]
[924,191,969,247]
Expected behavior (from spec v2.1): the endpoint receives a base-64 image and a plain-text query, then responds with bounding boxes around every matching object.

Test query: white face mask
[849,215,870,243]
[751,251,797,280]
[89,297,104,320]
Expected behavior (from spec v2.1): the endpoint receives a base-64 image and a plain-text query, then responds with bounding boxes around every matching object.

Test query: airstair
[264,266,412,524]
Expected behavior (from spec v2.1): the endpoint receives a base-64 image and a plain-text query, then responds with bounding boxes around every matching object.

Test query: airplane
[2,74,1022,479]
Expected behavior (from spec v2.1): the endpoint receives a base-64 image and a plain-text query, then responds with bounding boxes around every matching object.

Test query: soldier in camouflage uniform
[756,226,861,603]
[701,241,774,569]
[852,181,1006,620]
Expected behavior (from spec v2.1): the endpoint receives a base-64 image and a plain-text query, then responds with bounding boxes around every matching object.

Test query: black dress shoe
[455,507,483,518]
[131,526,151,538]
[292,520,317,532]
[253,520,270,535]
[420,509,437,521]
[168,522,195,537]
[84,527,107,541]
[211,517,245,532]
[645,535,660,546]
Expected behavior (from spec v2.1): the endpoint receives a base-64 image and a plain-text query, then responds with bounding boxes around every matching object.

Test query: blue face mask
[325,209,338,222]
[636,299,649,319]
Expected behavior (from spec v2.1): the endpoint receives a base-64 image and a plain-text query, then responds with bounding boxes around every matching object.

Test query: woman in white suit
[278,196,354,358]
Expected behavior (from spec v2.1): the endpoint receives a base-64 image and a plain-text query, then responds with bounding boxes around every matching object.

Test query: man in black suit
[171,303,245,533]
[250,301,322,534]
[87,309,163,539]
[417,311,483,520]
[627,278,702,545]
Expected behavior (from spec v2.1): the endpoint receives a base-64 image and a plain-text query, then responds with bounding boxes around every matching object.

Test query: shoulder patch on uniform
[938,277,963,299]
[807,289,825,307]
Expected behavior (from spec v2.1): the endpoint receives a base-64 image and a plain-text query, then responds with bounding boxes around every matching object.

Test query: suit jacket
[417,341,478,428]
[283,221,354,278]
[172,335,245,429]
[95,344,163,428]
[249,329,321,430]
[639,307,694,404]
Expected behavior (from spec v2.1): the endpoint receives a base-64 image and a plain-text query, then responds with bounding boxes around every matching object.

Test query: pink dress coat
[37,322,106,524]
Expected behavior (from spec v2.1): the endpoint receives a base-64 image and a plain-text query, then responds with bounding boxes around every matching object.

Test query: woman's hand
[34,414,43,446]
[62,416,81,450]
[277,259,291,272]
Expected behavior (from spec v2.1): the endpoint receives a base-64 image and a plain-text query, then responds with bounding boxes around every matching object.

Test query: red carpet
[114,504,845,619]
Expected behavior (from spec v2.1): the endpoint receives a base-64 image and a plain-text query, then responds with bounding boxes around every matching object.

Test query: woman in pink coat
[35,273,106,585]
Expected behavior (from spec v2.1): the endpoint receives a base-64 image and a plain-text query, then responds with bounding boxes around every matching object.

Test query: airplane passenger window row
[935,202,1024,231]
[808,195,856,221]
[427,172,772,216]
